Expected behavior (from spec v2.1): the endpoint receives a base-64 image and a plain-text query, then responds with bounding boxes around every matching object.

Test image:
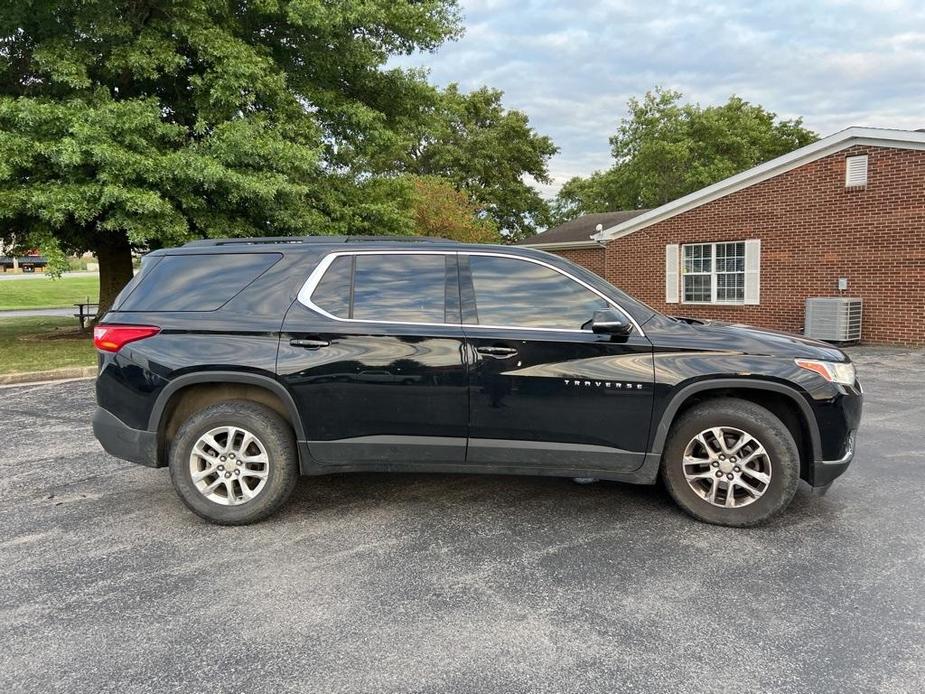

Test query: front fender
[648,377,823,462]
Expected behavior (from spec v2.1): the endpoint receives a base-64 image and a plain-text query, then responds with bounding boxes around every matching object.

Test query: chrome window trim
[296,249,646,337]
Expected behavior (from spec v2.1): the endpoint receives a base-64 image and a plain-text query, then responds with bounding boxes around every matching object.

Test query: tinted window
[352,254,447,323]
[311,255,352,318]
[119,253,281,312]
[468,255,609,329]
[112,255,162,310]
[311,253,450,323]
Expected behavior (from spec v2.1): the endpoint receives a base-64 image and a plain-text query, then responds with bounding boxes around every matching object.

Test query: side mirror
[591,309,633,336]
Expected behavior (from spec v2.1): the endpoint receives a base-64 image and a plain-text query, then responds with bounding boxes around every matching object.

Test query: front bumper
[93,407,161,468]
[810,429,856,487]
[806,378,862,488]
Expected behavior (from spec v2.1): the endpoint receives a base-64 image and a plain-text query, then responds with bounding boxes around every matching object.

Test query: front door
[278,251,469,465]
[460,253,654,473]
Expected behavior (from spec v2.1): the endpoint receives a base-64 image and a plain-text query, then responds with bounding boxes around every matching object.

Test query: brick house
[520,127,925,345]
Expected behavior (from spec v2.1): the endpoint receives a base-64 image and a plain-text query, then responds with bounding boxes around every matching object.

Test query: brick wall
[559,145,925,346]
[553,247,606,277]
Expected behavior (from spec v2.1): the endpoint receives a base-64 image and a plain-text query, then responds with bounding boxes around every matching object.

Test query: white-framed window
[665,240,760,305]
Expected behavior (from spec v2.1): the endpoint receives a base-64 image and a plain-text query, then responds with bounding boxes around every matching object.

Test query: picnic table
[74,302,98,330]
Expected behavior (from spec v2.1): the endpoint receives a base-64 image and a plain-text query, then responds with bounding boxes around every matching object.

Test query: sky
[393,0,925,196]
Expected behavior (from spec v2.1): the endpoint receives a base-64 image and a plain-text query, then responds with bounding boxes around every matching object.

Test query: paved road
[0,308,76,318]
[0,270,99,281]
[1,348,923,693]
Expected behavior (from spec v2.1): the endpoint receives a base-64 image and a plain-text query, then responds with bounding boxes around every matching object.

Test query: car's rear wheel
[661,398,800,527]
[168,400,298,525]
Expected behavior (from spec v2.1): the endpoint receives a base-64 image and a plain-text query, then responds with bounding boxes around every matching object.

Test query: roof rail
[182,235,457,248]
[343,236,455,244]
[182,236,342,247]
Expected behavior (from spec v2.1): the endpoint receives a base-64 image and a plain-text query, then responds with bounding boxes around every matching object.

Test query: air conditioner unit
[804,298,862,342]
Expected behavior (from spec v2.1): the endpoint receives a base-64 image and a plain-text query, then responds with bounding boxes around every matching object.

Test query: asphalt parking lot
[2,347,924,694]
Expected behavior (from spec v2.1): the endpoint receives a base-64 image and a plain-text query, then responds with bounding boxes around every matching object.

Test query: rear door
[278,251,469,465]
[460,252,654,473]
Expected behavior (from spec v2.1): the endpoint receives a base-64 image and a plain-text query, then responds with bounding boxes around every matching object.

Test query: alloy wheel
[682,426,772,508]
[188,426,270,505]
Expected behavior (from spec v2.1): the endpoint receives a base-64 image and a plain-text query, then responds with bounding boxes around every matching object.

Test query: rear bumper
[93,407,161,468]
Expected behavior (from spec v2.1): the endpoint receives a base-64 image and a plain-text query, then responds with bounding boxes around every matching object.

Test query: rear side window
[310,253,450,324]
[311,256,352,318]
[119,253,281,312]
[353,254,445,323]
[111,255,162,310]
[467,255,609,329]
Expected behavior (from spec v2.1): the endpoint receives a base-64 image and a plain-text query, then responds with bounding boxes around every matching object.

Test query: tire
[168,400,298,525]
[660,398,800,527]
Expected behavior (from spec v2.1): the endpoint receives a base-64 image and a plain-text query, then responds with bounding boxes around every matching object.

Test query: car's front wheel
[168,400,298,525]
[661,398,800,527]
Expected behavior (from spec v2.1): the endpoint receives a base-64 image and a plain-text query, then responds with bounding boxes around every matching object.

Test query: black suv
[92,237,861,526]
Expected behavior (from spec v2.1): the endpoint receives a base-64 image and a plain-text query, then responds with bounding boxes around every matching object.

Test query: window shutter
[665,244,679,304]
[744,239,761,305]
[845,155,868,187]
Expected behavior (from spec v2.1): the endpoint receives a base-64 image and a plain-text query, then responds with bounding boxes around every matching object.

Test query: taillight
[93,325,160,352]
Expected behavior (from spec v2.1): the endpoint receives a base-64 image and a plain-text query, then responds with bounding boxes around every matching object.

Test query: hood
[645,315,849,362]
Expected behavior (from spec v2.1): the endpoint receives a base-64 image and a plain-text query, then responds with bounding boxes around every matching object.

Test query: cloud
[392,0,925,197]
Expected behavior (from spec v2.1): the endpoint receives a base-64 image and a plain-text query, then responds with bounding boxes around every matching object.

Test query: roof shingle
[517,210,650,247]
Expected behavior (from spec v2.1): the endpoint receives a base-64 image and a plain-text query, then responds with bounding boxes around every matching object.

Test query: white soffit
[517,241,601,250]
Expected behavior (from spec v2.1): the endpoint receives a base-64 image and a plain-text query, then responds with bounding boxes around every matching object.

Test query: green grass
[0,317,96,374]
[0,274,100,310]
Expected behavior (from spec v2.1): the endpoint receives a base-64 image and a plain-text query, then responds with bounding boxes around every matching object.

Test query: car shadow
[277,471,842,534]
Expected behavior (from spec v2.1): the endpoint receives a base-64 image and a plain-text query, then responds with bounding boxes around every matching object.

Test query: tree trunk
[95,232,135,320]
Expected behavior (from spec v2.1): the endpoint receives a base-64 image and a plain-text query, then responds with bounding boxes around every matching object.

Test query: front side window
[311,253,448,324]
[467,255,610,330]
[682,242,745,304]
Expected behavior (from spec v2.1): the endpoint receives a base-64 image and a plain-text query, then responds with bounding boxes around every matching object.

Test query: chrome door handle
[476,346,518,358]
[289,339,330,349]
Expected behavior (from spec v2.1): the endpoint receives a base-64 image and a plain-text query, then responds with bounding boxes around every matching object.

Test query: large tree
[404,85,558,241]
[552,88,818,224]
[0,0,461,315]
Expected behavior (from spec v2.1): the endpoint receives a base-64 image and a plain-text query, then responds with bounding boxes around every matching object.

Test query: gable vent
[845,155,868,187]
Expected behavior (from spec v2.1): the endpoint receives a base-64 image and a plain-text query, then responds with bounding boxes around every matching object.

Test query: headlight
[795,359,856,386]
